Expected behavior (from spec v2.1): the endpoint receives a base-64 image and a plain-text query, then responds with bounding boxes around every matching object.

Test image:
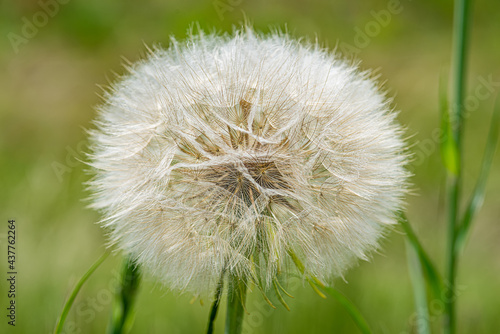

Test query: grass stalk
[54,252,109,334]
[406,241,431,334]
[445,0,472,333]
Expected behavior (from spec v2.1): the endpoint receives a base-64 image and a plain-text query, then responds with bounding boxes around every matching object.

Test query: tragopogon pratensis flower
[88,28,408,295]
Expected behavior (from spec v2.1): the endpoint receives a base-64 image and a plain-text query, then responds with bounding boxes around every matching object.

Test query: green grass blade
[321,285,372,334]
[288,248,371,333]
[54,251,110,334]
[456,97,500,252]
[399,213,443,299]
[108,256,141,334]
[406,241,431,334]
[439,73,460,175]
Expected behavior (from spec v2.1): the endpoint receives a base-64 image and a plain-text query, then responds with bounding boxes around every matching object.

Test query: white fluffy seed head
[88,28,409,295]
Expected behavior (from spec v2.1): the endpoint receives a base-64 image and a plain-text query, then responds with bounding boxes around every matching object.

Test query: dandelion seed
[88,28,409,295]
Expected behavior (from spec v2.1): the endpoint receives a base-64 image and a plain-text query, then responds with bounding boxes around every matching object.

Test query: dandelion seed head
[88,28,409,294]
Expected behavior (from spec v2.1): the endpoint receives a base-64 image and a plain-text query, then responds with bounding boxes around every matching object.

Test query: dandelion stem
[108,256,141,334]
[225,275,247,334]
[445,0,472,333]
[206,271,225,334]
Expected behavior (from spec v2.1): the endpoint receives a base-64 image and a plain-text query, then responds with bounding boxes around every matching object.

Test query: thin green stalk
[406,241,430,334]
[225,275,247,334]
[445,0,472,333]
[321,286,372,334]
[399,213,443,300]
[54,252,109,334]
[288,248,372,333]
[445,180,459,334]
[108,256,141,334]
[206,271,225,334]
[455,97,500,253]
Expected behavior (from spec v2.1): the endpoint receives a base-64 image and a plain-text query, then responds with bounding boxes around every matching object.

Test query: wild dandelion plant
[85,28,409,333]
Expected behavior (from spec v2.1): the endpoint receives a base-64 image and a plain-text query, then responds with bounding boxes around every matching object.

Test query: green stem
[206,271,225,334]
[54,252,109,334]
[321,286,372,334]
[108,256,141,334]
[445,180,459,334]
[445,0,471,333]
[225,275,247,334]
[406,241,430,334]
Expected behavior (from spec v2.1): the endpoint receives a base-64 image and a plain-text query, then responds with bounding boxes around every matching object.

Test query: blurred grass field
[1,0,499,333]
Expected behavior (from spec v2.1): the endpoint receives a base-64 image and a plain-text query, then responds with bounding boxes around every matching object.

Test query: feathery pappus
[88,27,409,295]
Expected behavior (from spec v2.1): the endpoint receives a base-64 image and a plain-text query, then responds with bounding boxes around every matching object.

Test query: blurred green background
[1,0,499,333]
